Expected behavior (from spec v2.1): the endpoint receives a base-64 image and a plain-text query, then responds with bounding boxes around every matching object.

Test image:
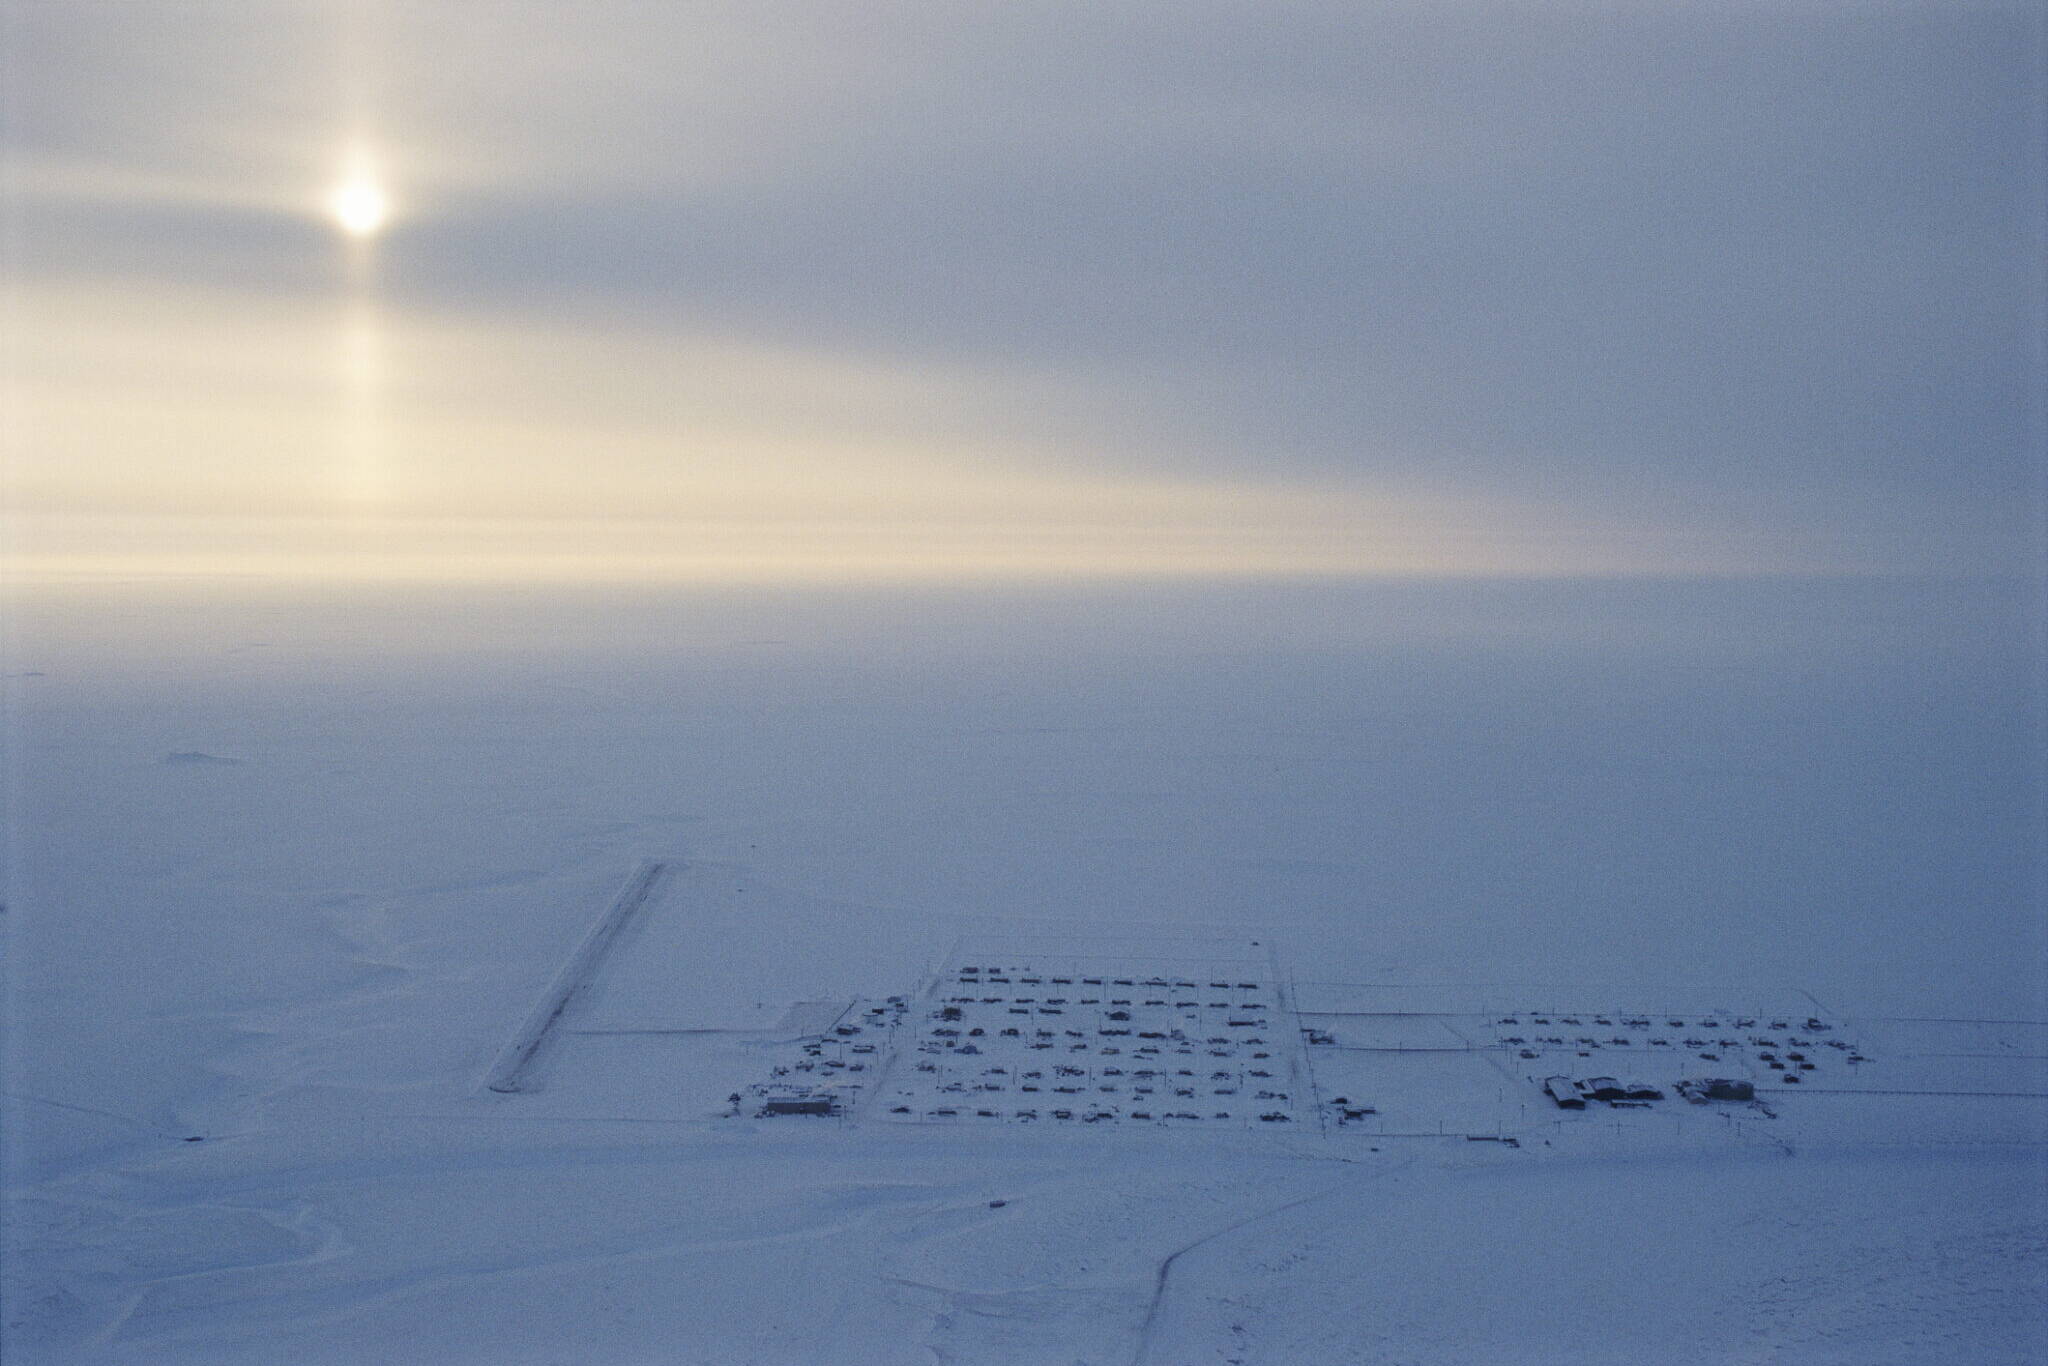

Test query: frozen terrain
[4,573,2045,1364]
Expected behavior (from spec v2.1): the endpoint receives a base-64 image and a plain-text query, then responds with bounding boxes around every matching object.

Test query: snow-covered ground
[5,574,2044,1363]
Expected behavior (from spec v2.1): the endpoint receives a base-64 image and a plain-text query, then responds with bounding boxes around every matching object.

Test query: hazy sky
[9,2,2044,580]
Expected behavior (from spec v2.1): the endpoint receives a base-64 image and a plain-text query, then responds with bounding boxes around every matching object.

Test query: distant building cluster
[723,953,1882,1139]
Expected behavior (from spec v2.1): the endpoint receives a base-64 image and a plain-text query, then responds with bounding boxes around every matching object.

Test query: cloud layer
[12,2,2043,579]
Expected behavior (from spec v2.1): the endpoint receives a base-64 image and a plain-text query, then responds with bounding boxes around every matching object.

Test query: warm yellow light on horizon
[328,169,391,238]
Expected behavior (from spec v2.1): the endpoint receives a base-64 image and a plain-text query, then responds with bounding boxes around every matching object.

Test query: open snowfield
[5,574,2045,1364]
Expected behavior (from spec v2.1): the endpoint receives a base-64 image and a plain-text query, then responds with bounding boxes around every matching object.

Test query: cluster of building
[1501,1009,1859,1089]
[734,996,908,1119]
[1513,1008,1864,1110]
[1541,1076,1665,1109]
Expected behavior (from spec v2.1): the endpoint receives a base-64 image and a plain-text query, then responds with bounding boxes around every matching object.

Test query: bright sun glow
[329,174,390,237]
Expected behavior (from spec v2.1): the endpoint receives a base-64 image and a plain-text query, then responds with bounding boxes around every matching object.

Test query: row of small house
[954,969,1263,991]
[1503,1013,1833,1032]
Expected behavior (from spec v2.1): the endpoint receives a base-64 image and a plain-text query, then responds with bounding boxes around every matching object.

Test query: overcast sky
[10,1,2044,580]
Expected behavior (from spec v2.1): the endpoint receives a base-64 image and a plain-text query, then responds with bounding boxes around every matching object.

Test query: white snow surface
[4,576,2045,1364]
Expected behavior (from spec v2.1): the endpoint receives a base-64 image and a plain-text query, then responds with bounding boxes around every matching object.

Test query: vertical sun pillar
[326,144,394,517]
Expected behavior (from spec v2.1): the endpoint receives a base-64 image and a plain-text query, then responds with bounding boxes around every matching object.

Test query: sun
[329,173,391,237]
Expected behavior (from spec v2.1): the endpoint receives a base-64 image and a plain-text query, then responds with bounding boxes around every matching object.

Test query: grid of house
[869,957,1308,1127]
[1484,1007,1862,1091]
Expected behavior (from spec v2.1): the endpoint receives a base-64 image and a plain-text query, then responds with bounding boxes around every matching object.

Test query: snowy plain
[4,573,2045,1364]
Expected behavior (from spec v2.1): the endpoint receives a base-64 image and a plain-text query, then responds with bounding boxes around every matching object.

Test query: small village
[723,945,1892,1140]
